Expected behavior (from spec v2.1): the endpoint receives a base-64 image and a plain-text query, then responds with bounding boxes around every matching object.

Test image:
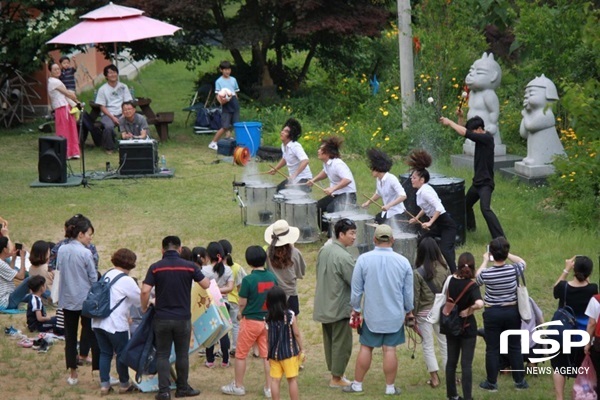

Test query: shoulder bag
[515,265,532,322]
[425,275,452,324]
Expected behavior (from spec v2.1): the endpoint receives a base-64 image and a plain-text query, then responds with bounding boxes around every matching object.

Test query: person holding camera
[344,224,414,396]
[0,234,30,310]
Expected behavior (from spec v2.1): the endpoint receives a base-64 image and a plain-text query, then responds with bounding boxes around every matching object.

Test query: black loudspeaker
[38,136,67,183]
[119,141,158,175]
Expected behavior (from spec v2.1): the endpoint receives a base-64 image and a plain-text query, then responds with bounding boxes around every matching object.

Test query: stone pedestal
[499,166,550,186]
[514,161,555,177]
[451,153,523,171]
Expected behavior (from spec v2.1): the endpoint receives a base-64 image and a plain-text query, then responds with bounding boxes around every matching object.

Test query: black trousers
[465,184,505,239]
[420,212,457,273]
[446,335,477,400]
[63,309,99,371]
[317,192,357,233]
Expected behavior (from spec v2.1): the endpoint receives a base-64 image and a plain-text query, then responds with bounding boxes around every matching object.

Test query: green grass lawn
[0,60,597,399]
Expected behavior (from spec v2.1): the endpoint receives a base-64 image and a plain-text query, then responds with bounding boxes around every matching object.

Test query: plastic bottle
[160,155,167,171]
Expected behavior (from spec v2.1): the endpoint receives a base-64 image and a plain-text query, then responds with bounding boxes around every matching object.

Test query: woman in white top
[269,118,313,192]
[91,248,141,395]
[408,150,457,273]
[307,136,357,233]
[202,242,234,368]
[47,61,80,159]
[362,148,407,225]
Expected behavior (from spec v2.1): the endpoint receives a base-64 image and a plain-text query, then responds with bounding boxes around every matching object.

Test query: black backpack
[440,280,475,336]
[81,269,127,319]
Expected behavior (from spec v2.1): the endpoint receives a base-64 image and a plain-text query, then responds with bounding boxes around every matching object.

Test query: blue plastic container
[233,121,262,156]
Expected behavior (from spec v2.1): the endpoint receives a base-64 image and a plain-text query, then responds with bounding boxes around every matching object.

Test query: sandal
[119,385,140,394]
[426,379,440,388]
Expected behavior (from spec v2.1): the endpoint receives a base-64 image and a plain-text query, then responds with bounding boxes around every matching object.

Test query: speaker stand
[78,108,92,189]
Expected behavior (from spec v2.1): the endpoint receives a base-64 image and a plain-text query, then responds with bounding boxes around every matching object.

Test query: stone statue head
[465,52,502,90]
[523,74,559,111]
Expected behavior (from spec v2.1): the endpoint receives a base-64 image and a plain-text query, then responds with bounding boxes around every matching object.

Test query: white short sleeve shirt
[282,141,312,182]
[323,158,356,195]
[416,183,445,218]
[376,172,406,217]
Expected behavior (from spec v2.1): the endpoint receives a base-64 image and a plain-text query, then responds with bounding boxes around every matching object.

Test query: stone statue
[514,74,565,177]
[464,52,505,156]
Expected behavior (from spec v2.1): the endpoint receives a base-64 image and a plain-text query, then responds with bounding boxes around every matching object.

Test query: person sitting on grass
[26,275,57,333]
[221,246,277,398]
[0,235,30,310]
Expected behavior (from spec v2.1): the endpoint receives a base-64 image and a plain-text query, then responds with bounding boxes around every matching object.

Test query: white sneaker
[208,142,218,150]
[263,387,272,398]
[221,381,246,396]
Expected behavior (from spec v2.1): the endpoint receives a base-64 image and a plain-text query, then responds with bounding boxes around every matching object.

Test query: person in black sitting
[440,114,505,239]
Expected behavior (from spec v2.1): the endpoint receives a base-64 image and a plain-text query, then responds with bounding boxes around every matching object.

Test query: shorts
[221,109,240,130]
[235,317,268,359]
[359,321,404,348]
[269,355,301,379]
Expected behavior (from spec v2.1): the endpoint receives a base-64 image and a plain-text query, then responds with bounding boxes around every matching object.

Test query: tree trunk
[297,40,317,87]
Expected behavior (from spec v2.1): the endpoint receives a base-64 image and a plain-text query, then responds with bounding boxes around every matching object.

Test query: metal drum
[325,211,374,255]
[365,224,418,265]
[245,182,278,226]
[391,231,418,266]
[279,189,308,201]
[281,199,319,243]
[429,177,466,245]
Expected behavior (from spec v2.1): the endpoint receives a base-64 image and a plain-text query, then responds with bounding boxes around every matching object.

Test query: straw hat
[264,219,300,247]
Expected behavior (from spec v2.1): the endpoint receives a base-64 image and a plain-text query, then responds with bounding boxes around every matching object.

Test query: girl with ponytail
[202,242,234,368]
[407,149,458,273]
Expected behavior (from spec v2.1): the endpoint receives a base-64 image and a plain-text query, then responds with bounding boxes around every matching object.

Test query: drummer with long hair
[407,149,458,273]
[361,148,407,225]
[307,136,357,233]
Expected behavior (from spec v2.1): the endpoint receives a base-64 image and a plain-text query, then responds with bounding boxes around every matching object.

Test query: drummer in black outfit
[440,114,505,239]
[407,150,458,273]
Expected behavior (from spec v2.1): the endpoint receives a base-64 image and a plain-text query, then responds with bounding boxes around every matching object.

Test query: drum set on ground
[232,180,418,262]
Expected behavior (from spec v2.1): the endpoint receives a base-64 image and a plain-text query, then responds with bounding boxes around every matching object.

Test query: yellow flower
[383,111,389,116]
[384,137,390,141]
[442,105,447,110]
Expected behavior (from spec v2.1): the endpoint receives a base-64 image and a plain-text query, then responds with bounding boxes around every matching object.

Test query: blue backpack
[81,270,126,318]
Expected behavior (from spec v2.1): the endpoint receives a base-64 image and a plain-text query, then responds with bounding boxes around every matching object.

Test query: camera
[405,316,416,328]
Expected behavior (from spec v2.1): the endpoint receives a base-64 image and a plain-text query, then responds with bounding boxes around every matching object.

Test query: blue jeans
[482,305,524,384]
[7,277,31,309]
[94,328,130,387]
[154,319,192,394]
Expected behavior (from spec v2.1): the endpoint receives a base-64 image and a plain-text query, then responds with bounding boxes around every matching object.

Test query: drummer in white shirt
[361,148,408,225]
[307,136,357,233]
[407,149,458,273]
[268,118,312,192]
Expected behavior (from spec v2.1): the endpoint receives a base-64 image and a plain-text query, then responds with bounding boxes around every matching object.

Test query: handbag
[440,280,475,336]
[50,270,60,304]
[425,275,452,324]
[515,266,532,322]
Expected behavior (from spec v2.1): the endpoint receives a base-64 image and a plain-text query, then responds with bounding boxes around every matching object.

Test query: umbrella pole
[114,42,118,75]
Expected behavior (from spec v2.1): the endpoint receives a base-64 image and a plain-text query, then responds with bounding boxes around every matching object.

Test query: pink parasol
[47,16,181,45]
[47,2,181,58]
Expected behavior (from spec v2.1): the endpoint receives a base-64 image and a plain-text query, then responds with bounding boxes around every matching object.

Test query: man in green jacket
[313,218,357,388]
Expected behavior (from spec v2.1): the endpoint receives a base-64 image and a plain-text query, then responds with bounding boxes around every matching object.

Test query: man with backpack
[141,236,210,400]
[343,224,414,396]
